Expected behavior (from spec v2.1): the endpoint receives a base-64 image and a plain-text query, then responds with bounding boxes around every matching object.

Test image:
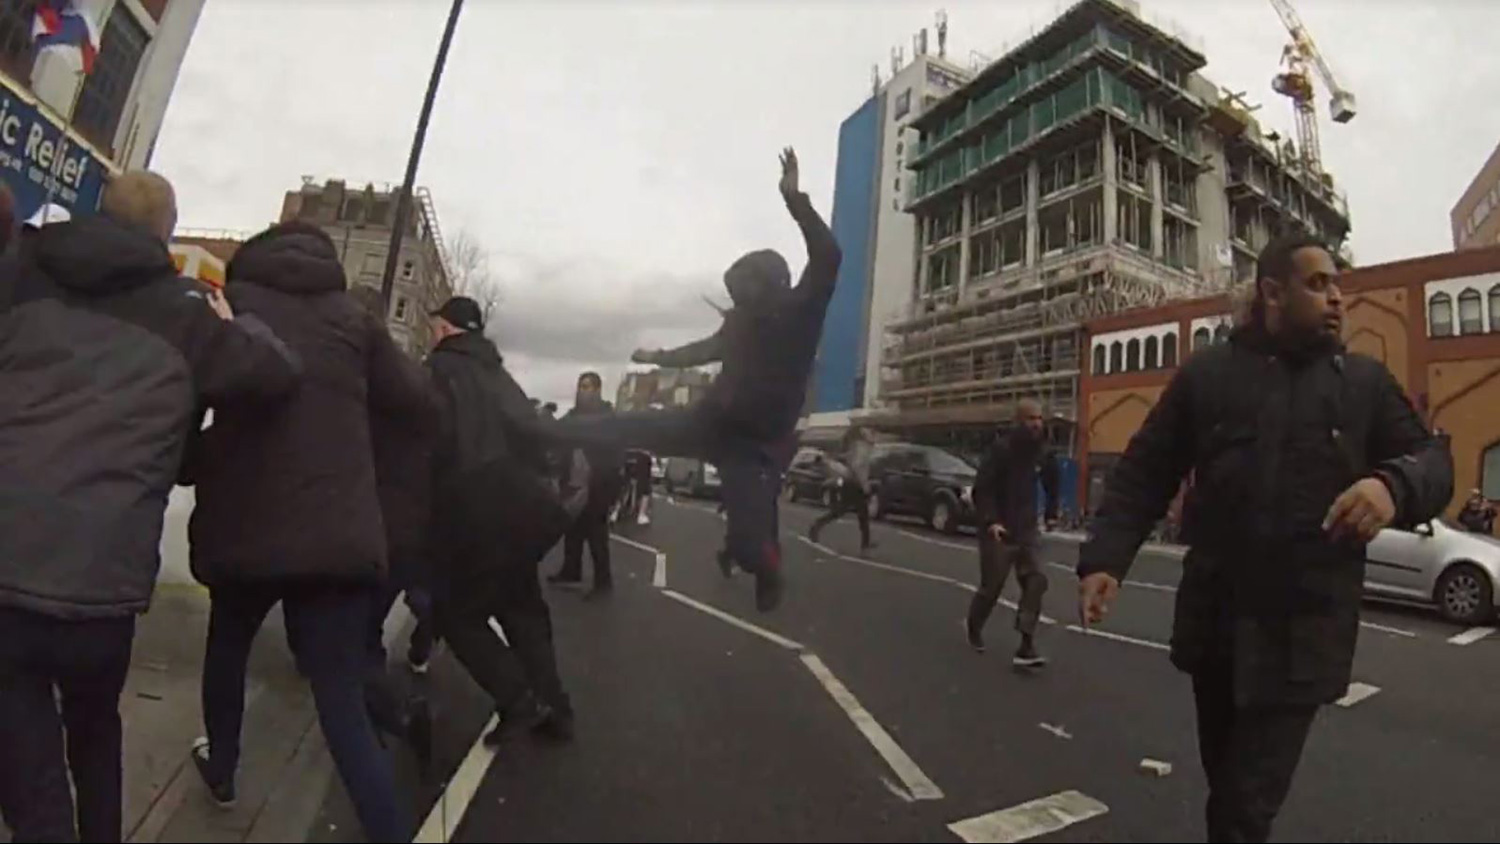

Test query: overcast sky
[153,0,1500,408]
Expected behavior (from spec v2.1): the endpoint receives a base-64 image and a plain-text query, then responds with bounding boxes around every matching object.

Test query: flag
[32,1,101,75]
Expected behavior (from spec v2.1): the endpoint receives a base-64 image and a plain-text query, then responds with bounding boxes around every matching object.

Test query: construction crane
[1268,0,1355,176]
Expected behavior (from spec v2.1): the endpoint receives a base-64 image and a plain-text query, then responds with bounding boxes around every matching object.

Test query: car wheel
[932,498,958,535]
[1435,563,1495,625]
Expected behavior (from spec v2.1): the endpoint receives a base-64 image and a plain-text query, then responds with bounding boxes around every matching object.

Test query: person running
[0,173,301,842]
[549,147,841,612]
[808,426,876,553]
[550,372,622,598]
[967,399,1059,667]
[185,223,431,842]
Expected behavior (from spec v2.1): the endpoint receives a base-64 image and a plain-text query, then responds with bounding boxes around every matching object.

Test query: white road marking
[660,589,805,651]
[897,528,973,552]
[612,534,662,556]
[1335,682,1381,708]
[652,553,667,588]
[1063,625,1171,652]
[1360,621,1418,638]
[1038,723,1072,740]
[414,715,500,843]
[948,790,1109,843]
[1447,626,1496,646]
[799,653,944,802]
[1045,561,1177,594]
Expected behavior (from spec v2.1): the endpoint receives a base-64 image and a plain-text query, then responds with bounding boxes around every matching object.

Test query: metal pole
[380,0,464,310]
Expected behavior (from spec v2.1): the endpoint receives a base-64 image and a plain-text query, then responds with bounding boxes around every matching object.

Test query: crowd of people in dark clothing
[0,144,1474,844]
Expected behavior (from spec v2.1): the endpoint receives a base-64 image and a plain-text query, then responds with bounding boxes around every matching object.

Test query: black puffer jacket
[559,400,622,506]
[0,216,300,618]
[187,230,432,587]
[371,350,440,573]
[1079,325,1452,707]
[974,429,1059,544]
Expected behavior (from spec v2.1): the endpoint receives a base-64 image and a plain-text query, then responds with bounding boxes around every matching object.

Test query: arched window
[1458,288,1484,335]
[1126,338,1142,371]
[1489,284,1500,333]
[1429,292,1454,337]
[1109,341,1123,372]
[1144,335,1160,369]
[1162,332,1178,367]
[1092,344,1107,375]
[1213,323,1230,344]
[1192,326,1211,352]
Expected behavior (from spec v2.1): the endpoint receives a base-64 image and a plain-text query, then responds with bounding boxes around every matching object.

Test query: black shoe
[1013,639,1048,669]
[406,696,433,772]
[807,528,822,545]
[484,695,542,748]
[190,738,236,809]
[755,566,784,613]
[966,619,986,653]
[531,707,576,743]
[717,550,734,578]
[860,541,878,554]
[584,584,613,601]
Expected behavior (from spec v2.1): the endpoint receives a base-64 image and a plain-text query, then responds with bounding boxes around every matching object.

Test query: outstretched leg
[550,406,710,459]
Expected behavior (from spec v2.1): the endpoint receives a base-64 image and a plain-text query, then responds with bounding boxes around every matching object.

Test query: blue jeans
[202,583,410,842]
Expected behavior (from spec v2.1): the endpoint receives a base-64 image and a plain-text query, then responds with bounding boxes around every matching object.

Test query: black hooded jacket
[0,216,300,619]
[186,229,432,587]
[974,429,1059,543]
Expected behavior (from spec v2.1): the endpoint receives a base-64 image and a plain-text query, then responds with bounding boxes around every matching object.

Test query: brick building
[1079,245,1500,524]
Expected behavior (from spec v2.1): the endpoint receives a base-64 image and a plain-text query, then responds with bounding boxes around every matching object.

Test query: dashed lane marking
[1063,624,1171,653]
[1335,682,1381,708]
[800,653,944,802]
[896,528,972,552]
[1360,621,1418,639]
[1045,561,1177,594]
[947,790,1109,843]
[1447,626,1496,646]
[610,535,669,589]
[414,715,500,844]
[659,589,805,651]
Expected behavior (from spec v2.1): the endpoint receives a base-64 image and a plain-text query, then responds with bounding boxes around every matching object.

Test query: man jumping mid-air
[549,148,841,612]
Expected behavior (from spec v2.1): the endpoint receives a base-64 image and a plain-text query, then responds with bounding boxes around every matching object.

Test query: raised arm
[778,147,842,304]
[632,326,726,369]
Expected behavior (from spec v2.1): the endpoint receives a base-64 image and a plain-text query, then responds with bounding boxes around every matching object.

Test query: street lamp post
[379,0,465,311]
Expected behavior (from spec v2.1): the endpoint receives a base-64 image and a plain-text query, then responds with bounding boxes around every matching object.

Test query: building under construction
[877,0,1351,451]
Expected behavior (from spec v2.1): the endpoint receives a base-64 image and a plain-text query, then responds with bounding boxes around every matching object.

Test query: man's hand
[631,348,661,366]
[986,523,1007,542]
[1323,476,1397,543]
[207,288,234,321]
[779,147,800,198]
[1079,572,1121,627]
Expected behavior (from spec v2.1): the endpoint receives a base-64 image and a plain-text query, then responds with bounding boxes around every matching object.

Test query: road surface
[314,496,1500,843]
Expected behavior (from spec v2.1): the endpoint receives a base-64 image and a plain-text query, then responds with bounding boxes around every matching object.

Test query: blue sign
[0,80,108,220]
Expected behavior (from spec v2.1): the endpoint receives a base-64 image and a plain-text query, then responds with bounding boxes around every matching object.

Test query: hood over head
[227,222,347,297]
[32,215,177,297]
[723,248,790,312]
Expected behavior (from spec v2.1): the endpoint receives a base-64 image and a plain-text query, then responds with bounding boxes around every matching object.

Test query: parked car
[784,447,838,506]
[1365,519,1500,625]
[867,443,977,534]
[663,456,721,499]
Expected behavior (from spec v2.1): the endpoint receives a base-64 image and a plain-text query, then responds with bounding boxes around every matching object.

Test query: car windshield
[921,448,975,475]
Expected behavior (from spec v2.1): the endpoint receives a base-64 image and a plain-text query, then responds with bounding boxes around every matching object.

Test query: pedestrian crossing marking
[1336,682,1381,708]
[948,790,1108,843]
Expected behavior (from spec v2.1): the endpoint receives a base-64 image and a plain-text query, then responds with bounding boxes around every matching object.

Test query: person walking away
[426,297,577,745]
[967,399,1059,667]
[550,372,622,597]
[808,427,876,552]
[184,223,432,842]
[0,172,300,842]
[1077,234,1452,843]
[1457,489,1495,535]
[623,449,655,526]
[549,148,841,612]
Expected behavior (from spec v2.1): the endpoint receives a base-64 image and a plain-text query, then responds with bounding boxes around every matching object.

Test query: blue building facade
[812,95,883,413]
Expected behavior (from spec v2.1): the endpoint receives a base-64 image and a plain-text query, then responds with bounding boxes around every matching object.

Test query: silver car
[1365,520,1500,625]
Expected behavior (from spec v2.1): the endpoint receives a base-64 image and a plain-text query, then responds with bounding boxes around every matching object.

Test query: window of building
[1484,442,1500,501]
[894,89,912,121]
[1428,292,1454,337]
[0,2,36,82]
[1458,288,1484,335]
[896,141,904,155]
[1125,338,1141,371]
[1490,284,1500,332]
[1092,344,1107,375]
[1109,341,1123,372]
[401,260,415,281]
[1213,323,1229,344]
[361,253,384,276]
[1192,327,1211,352]
[999,175,1026,216]
[894,176,901,192]
[1117,194,1151,252]
[972,187,999,224]
[1144,335,1159,369]
[72,4,150,153]
[393,295,410,322]
[1164,217,1198,272]
[1162,332,1178,367]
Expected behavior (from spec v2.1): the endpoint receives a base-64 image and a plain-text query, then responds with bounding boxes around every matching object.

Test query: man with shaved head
[0,171,301,841]
[968,396,1060,667]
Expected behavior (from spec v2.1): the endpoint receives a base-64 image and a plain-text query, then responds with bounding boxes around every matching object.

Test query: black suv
[867,443,977,534]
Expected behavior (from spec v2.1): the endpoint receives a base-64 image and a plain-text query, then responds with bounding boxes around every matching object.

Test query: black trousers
[0,608,134,843]
[1192,660,1318,843]
[559,505,612,587]
[436,560,571,718]
[809,484,871,548]
[967,536,1048,637]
